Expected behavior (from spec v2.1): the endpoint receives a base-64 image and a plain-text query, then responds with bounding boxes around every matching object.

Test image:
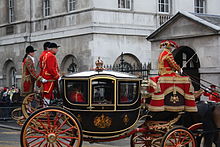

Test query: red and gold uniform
[41,51,60,100]
[21,55,41,96]
[158,40,181,76]
[39,50,48,74]
[147,40,197,112]
[36,50,48,88]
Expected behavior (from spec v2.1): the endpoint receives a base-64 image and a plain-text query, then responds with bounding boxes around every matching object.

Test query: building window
[194,0,205,13]
[8,0,15,23]
[68,0,76,11]
[43,0,50,16]
[158,0,170,13]
[10,67,16,87]
[118,0,131,9]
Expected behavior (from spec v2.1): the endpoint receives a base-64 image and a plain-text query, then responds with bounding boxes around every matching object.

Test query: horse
[183,101,220,147]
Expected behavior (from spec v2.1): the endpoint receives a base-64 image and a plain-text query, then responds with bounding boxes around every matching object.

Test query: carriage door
[90,78,116,110]
[173,46,200,91]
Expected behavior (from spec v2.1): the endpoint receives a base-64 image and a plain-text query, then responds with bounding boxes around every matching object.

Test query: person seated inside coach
[120,92,129,103]
[69,86,85,103]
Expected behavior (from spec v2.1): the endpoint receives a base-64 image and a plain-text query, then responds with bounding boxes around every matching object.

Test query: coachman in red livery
[41,43,61,106]
[147,40,197,112]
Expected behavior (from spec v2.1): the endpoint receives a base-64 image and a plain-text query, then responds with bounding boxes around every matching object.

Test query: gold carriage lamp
[95,57,104,72]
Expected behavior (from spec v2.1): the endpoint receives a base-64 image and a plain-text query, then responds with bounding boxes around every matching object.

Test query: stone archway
[2,60,17,87]
[60,55,78,74]
[173,46,200,90]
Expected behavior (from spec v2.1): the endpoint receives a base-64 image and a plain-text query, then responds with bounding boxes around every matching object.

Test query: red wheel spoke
[57,126,76,135]
[55,117,69,132]
[62,137,72,143]
[29,138,46,147]
[52,113,60,130]
[57,139,73,147]
[46,113,51,130]
[26,135,46,139]
[26,136,44,144]
[37,119,49,131]
[30,126,47,135]
[56,141,63,147]
[58,136,79,140]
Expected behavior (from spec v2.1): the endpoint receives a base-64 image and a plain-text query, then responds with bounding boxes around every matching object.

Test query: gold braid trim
[184,94,195,100]
[158,76,190,83]
[149,79,158,93]
[151,86,185,100]
[184,106,198,112]
[148,105,165,111]
[164,106,185,112]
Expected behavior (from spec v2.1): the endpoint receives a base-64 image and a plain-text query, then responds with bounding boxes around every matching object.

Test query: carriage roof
[63,70,139,79]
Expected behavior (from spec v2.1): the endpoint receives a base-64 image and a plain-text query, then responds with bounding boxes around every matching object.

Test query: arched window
[10,67,16,87]
[3,60,16,87]
[60,55,78,74]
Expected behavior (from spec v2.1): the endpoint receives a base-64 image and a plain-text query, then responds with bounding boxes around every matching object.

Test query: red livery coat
[158,48,181,76]
[41,51,60,99]
[37,50,48,87]
[21,56,41,96]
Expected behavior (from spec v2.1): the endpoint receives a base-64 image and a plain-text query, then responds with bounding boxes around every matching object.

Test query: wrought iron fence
[104,53,151,79]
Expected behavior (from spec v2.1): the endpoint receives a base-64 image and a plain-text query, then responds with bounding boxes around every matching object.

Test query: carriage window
[66,80,88,104]
[92,79,114,104]
[119,81,138,104]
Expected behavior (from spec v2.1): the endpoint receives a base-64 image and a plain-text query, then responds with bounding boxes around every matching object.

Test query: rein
[182,72,220,98]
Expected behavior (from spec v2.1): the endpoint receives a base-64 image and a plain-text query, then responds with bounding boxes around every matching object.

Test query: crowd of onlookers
[0,86,22,106]
[0,86,22,120]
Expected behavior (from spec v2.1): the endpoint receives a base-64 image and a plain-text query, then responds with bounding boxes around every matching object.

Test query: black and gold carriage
[17,59,201,147]
[61,69,141,139]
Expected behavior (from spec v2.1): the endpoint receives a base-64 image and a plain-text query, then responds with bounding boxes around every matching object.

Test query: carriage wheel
[130,131,163,147]
[21,93,43,119]
[161,127,196,147]
[130,132,148,147]
[11,107,25,126]
[20,107,82,147]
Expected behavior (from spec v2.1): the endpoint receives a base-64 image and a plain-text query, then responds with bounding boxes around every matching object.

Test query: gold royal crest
[94,114,112,128]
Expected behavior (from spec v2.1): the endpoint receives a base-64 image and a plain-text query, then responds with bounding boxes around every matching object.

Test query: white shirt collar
[28,55,35,64]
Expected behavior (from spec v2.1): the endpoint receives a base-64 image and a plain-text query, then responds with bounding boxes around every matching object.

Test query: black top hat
[26,46,36,54]
[43,42,51,50]
[48,43,60,49]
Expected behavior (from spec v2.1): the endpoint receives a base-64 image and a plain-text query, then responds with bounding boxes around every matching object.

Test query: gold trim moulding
[63,106,141,112]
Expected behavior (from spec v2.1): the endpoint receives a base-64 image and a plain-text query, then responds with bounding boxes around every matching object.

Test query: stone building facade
[0,0,220,88]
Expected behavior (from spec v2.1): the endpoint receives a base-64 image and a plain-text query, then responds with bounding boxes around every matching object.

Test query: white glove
[205,88,211,93]
[41,78,47,83]
[58,77,62,81]
[179,68,183,74]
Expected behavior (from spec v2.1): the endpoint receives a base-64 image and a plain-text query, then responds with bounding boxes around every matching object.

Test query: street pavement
[0,120,130,147]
